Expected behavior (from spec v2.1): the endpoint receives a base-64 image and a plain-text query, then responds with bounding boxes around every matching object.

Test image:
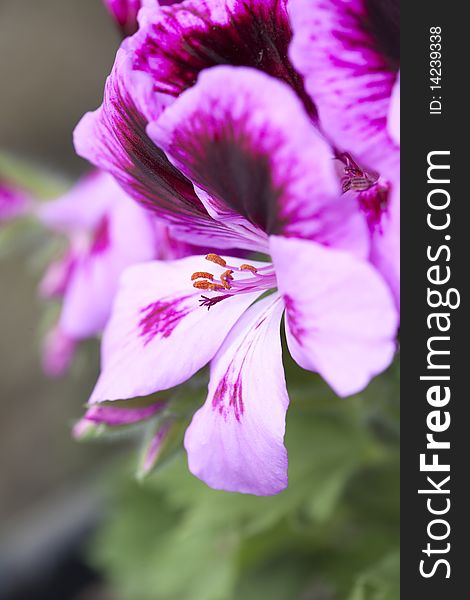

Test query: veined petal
[289,0,399,175]
[90,256,263,403]
[151,66,367,256]
[185,294,288,495]
[74,49,246,249]
[78,400,164,427]
[59,194,157,339]
[134,0,315,116]
[270,236,398,397]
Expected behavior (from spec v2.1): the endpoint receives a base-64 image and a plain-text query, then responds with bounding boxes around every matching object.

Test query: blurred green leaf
[348,552,399,600]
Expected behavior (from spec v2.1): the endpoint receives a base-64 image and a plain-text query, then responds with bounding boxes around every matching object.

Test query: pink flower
[85,68,398,495]
[72,0,400,494]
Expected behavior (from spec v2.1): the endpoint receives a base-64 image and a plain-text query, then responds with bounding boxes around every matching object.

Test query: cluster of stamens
[191,254,276,309]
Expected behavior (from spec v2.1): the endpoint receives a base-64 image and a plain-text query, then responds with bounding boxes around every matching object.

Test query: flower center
[191,254,276,309]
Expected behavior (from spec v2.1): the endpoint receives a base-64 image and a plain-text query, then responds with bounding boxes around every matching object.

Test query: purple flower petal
[151,66,368,256]
[79,400,165,426]
[39,249,77,299]
[289,0,399,177]
[58,188,157,339]
[270,235,398,397]
[74,49,245,249]
[134,0,315,116]
[90,256,264,403]
[185,294,288,495]
[139,420,173,477]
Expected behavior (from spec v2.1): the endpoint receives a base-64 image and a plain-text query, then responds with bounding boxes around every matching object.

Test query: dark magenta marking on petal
[357,181,390,234]
[134,0,316,118]
[138,295,193,344]
[212,370,244,422]
[168,112,291,235]
[85,401,165,426]
[111,92,208,221]
[364,0,400,68]
[333,0,399,72]
[210,311,270,422]
[90,215,111,255]
[283,294,306,346]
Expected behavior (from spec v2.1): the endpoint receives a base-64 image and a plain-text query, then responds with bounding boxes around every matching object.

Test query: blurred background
[1,1,120,598]
[0,2,400,599]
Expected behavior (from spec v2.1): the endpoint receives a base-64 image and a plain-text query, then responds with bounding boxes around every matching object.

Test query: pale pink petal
[90,256,264,402]
[39,249,77,299]
[139,421,173,477]
[78,400,164,427]
[42,326,77,378]
[38,171,118,233]
[185,295,288,495]
[270,236,398,397]
[59,194,157,338]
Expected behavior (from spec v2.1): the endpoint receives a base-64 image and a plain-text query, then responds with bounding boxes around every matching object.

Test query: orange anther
[220,269,234,289]
[205,253,227,267]
[239,263,258,273]
[193,280,212,290]
[191,271,214,281]
[193,280,225,291]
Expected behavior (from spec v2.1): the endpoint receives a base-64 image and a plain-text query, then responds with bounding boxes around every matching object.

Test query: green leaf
[348,552,400,600]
